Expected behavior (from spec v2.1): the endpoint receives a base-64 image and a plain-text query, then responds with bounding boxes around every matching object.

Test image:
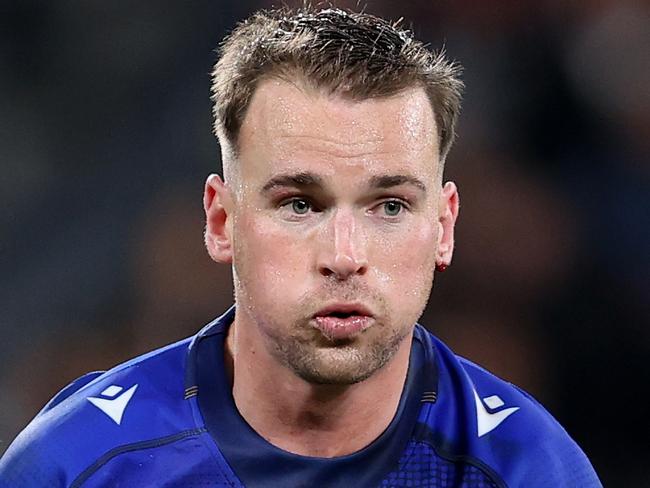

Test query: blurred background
[0,0,648,485]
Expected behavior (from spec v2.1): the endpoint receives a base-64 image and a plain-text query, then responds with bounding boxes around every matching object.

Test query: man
[0,7,601,487]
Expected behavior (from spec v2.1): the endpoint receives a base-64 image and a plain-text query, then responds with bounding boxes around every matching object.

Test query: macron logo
[87,384,138,425]
[473,389,519,437]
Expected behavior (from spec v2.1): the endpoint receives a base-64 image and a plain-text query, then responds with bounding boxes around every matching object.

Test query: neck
[225,312,413,458]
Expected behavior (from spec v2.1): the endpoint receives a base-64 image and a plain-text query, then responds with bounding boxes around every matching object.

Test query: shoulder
[415,326,602,487]
[0,337,199,487]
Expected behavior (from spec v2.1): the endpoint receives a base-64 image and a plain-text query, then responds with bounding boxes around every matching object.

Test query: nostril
[319,266,334,277]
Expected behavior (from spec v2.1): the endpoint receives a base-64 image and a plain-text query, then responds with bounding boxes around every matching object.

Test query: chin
[294,363,379,386]
[276,334,405,386]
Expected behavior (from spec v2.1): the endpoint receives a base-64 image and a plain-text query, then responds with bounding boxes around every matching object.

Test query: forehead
[236,78,439,180]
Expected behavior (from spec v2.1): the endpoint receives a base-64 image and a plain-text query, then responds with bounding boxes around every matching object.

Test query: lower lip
[312,315,373,341]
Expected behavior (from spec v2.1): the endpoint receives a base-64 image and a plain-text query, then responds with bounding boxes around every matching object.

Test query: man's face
[221,79,451,384]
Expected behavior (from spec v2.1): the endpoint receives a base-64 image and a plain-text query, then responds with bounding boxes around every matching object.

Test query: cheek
[372,221,437,289]
[395,218,438,258]
[412,220,439,266]
[232,211,309,300]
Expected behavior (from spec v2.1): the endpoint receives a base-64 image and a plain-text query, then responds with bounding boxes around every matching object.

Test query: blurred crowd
[1,1,648,485]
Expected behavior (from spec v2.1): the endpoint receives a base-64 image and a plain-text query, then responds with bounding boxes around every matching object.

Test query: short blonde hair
[211,7,464,162]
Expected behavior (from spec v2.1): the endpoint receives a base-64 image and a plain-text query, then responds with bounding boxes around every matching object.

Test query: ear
[204,173,234,264]
[436,181,460,269]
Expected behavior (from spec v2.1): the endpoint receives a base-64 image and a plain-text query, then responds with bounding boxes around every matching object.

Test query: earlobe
[204,173,234,264]
[436,181,459,269]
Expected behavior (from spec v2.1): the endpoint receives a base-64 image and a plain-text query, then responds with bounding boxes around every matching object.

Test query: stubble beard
[232,238,435,385]
[273,324,408,385]
[250,278,417,386]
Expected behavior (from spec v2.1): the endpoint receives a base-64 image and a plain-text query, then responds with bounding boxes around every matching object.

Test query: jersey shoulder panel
[416,330,602,487]
[461,356,602,487]
[0,337,199,488]
[38,371,105,415]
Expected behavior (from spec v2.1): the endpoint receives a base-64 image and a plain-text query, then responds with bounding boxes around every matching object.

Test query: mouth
[311,303,374,341]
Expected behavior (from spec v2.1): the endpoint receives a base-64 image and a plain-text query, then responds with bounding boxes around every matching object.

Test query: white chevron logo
[473,389,519,437]
[87,384,138,425]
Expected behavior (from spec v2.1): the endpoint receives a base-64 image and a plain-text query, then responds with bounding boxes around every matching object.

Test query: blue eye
[383,201,403,216]
[291,199,311,214]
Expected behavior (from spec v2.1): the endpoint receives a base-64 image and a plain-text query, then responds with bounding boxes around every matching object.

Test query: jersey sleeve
[459,357,603,487]
[504,385,602,487]
[0,372,104,487]
[1,337,199,488]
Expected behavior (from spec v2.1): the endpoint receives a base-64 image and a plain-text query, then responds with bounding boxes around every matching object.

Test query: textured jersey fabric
[0,307,602,487]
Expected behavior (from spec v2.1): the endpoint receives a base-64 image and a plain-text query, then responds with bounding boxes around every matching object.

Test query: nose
[317,209,368,279]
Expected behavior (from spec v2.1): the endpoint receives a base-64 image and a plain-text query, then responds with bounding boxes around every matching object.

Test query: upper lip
[313,303,373,318]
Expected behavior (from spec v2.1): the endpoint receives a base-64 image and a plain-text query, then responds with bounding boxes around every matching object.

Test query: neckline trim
[187,307,437,487]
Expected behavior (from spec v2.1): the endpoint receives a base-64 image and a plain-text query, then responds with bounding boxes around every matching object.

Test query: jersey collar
[186,306,435,487]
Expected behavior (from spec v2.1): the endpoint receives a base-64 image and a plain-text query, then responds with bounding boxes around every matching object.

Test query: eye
[382,200,403,217]
[284,198,311,215]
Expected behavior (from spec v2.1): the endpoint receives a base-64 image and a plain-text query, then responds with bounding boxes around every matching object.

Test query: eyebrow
[261,172,324,193]
[369,174,427,194]
[260,171,427,194]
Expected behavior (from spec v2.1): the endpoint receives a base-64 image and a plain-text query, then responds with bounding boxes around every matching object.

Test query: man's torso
[0,308,601,487]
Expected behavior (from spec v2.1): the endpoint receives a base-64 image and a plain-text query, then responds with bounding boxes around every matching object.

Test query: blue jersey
[0,307,601,487]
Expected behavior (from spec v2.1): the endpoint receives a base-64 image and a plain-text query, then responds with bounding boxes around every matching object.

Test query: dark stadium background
[1,1,648,485]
